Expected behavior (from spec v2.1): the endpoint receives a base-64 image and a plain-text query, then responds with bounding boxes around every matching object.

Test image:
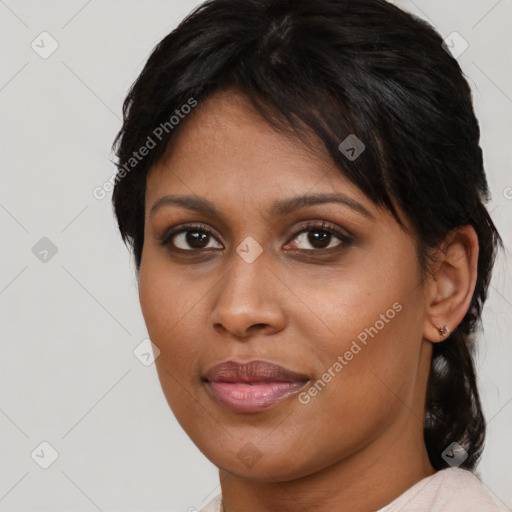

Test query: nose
[209,246,287,339]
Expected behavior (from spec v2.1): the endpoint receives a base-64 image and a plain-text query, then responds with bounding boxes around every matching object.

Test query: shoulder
[378,468,501,512]
[198,470,501,512]
[432,468,501,511]
[198,493,222,512]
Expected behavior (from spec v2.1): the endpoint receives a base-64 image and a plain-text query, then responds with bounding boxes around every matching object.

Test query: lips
[204,359,310,383]
[203,359,310,413]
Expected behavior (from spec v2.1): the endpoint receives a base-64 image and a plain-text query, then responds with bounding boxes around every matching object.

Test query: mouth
[202,359,310,413]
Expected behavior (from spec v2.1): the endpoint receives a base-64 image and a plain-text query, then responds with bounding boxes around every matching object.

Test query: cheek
[138,260,208,427]
[138,256,202,374]
[283,299,424,473]
[291,247,425,416]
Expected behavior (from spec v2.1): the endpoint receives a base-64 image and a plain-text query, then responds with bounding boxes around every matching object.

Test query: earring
[438,325,450,337]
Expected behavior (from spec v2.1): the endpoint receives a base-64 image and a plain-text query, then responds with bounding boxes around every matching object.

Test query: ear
[423,225,479,343]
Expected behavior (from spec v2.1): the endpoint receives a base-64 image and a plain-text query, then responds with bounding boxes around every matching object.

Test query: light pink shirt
[199,468,501,512]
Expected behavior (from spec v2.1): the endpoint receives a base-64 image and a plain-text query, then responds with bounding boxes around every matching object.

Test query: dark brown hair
[111,0,503,469]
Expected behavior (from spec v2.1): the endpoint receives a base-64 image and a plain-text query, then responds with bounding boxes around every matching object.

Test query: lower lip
[205,380,308,413]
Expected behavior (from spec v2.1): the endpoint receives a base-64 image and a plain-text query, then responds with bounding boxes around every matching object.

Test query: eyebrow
[149,192,374,220]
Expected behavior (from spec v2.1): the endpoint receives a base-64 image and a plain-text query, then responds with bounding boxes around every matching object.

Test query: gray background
[1,1,511,511]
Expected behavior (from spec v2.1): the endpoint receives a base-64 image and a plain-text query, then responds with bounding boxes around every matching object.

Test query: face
[139,89,433,481]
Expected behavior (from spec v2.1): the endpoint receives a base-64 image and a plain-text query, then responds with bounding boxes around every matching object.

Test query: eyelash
[159,221,353,254]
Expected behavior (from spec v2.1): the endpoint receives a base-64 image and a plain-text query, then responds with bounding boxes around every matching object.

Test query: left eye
[287,223,352,251]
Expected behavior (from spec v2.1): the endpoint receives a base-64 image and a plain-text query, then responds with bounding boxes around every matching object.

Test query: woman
[111,0,503,510]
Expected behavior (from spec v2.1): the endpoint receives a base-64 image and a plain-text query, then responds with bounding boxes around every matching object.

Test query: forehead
[146,90,371,209]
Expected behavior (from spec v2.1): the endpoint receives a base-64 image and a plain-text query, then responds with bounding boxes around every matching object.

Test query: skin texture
[138,89,479,512]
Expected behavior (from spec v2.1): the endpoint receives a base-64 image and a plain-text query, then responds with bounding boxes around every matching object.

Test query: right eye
[160,223,224,252]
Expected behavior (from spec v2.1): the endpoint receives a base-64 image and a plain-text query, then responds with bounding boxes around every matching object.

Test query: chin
[195,437,327,482]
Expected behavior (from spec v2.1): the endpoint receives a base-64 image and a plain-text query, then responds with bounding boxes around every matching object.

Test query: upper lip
[204,359,310,383]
